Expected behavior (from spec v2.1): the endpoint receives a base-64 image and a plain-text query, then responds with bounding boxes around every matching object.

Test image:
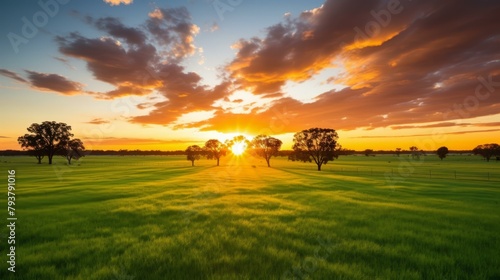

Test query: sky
[1,0,499,151]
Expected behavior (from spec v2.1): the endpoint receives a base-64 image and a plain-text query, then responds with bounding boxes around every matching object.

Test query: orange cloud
[103,0,133,6]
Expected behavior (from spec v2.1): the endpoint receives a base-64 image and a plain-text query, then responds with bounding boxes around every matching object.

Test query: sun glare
[231,141,247,156]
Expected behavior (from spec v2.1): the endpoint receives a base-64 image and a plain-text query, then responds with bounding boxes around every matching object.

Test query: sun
[231,141,247,156]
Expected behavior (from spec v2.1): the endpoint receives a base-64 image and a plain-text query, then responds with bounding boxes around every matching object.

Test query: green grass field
[0,154,499,279]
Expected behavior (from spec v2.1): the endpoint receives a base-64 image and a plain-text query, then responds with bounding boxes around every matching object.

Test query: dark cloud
[91,17,147,45]
[25,70,83,95]
[0,69,28,83]
[95,85,153,99]
[1,69,83,95]
[146,7,200,61]
[57,33,158,87]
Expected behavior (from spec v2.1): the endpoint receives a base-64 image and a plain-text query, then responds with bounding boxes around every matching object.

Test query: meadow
[0,154,499,279]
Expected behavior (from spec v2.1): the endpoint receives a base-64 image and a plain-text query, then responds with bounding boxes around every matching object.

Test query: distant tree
[204,139,227,166]
[17,134,45,164]
[186,145,203,166]
[395,148,402,157]
[17,121,74,164]
[473,143,500,162]
[62,138,85,165]
[292,128,339,171]
[436,146,449,160]
[251,135,283,167]
[364,149,374,157]
[410,146,420,159]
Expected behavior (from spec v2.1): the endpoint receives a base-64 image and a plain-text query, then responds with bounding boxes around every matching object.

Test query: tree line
[15,121,500,169]
[186,134,284,167]
[187,128,345,170]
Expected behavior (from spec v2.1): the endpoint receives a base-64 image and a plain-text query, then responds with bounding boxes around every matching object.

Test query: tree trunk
[48,155,53,164]
[191,160,194,166]
[317,163,322,171]
[266,158,270,167]
[217,158,220,166]
[68,156,72,165]
[37,156,42,164]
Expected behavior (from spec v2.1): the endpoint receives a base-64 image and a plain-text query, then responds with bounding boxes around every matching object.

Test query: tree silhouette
[62,138,85,165]
[409,146,420,159]
[292,128,339,171]
[436,146,449,160]
[473,143,500,162]
[18,121,74,164]
[18,134,45,164]
[204,139,227,166]
[395,148,402,157]
[186,145,203,166]
[364,149,374,156]
[251,135,283,167]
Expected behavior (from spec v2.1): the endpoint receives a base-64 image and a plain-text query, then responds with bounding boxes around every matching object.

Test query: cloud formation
[145,7,200,61]
[0,69,83,95]
[3,1,499,135]
[103,0,133,6]
[25,71,84,95]
[53,11,230,125]
[85,118,110,125]
[0,69,27,83]
[218,0,500,131]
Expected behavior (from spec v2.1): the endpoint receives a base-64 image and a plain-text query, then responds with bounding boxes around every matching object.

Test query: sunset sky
[1,0,499,151]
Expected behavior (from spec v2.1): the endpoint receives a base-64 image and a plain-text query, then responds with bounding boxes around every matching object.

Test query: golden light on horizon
[231,141,247,156]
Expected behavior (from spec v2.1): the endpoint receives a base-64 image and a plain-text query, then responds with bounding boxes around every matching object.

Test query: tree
[62,139,85,165]
[395,148,402,157]
[18,121,74,164]
[292,128,339,171]
[204,139,227,166]
[251,135,283,167]
[186,145,203,166]
[473,143,500,162]
[409,146,420,159]
[364,149,374,157]
[17,134,45,164]
[436,146,449,160]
